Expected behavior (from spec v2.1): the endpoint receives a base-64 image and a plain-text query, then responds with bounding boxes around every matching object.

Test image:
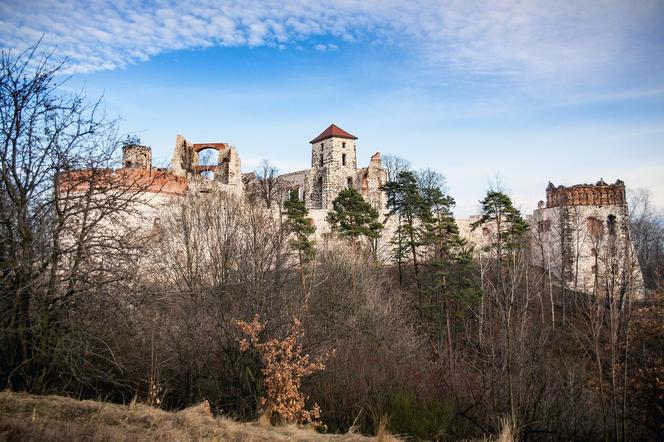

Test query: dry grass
[495,418,514,442]
[0,391,385,442]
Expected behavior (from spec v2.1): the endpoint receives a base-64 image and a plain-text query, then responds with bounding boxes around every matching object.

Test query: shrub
[236,315,329,426]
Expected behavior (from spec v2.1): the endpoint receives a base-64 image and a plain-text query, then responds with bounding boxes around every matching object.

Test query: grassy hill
[0,391,391,442]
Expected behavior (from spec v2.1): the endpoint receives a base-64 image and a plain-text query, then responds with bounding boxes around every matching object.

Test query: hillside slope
[0,391,385,441]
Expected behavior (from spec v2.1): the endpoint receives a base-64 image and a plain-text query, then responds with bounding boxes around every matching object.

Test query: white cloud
[0,0,661,80]
[315,43,337,51]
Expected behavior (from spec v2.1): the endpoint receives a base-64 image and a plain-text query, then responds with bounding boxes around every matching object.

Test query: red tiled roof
[309,124,358,144]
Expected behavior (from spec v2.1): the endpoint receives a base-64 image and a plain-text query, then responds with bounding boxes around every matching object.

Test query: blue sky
[2,0,664,216]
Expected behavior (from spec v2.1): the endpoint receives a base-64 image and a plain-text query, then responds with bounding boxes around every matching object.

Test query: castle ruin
[65,124,644,298]
[531,179,644,298]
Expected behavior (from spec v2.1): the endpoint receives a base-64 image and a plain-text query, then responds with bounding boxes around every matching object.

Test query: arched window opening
[347,177,353,188]
[197,148,218,166]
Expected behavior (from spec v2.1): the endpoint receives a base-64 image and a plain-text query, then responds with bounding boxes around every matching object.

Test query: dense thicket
[2,45,663,441]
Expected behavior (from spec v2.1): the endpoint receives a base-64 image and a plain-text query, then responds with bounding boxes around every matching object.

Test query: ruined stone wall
[279,169,308,200]
[168,136,244,196]
[357,152,387,211]
[170,135,195,177]
[546,179,625,208]
[58,168,187,196]
[532,182,644,299]
[456,215,495,250]
[226,147,242,191]
[123,145,152,170]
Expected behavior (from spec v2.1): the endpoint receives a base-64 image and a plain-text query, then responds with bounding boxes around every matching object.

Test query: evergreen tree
[470,190,529,427]
[384,171,432,285]
[416,172,480,353]
[471,190,529,256]
[420,184,467,261]
[326,188,383,243]
[283,190,316,291]
[284,190,316,260]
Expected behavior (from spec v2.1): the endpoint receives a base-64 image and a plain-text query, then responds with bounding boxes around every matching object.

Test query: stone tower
[308,124,358,209]
[122,144,152,170]
[531,179,644,299]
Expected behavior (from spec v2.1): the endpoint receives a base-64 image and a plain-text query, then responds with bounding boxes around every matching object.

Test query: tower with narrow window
[531,179,644,299]
[307,124,358,209]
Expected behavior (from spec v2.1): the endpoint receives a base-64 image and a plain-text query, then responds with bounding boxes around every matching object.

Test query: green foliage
[386,391,452,439]
[283,190,316,260]
[385,170,470,280]
[384,171,432,271]
[385,171,433,228]
[471,190,529,252]
[326,188,383,241]
[423,188,467,261]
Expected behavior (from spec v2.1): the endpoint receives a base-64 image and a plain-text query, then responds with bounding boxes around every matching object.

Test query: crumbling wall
[360,152,387,211]
[170,135,195,177]
[123,145,152,170]
[226,147,242,190]
[279,170,308,201]
[532,180,644,299]
[546,179,625,207]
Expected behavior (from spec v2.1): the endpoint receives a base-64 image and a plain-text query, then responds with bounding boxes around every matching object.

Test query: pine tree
[471,190,529,256]
[420,184,467,261]
[415,171,480,356]
[283,190,316,292]
[384,171,432,285]
[326,187,383,243]
[284,190,316,260]
[470,190,529,426]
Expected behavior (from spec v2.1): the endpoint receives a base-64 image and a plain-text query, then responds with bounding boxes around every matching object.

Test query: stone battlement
[545,179,625,208]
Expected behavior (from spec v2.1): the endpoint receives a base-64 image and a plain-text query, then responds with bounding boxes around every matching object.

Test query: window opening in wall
[197,148,218,166]
[347,177,353,188]
[607,214,616,236]
[342,142,346,148]
[537,220,551,232]
[342,153,346,166]
[587,216,604,239]
[317,177,323,208]
[319,153,323,167]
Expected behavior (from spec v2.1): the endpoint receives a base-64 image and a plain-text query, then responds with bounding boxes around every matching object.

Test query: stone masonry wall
[307,137,359,210]
[531,181,644,298]
[123,145,152,170]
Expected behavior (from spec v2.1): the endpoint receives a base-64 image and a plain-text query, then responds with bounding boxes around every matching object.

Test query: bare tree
[251,159,288,209]
[0,43,156,392]
[629,188,664,290]
[382,154,410,183]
